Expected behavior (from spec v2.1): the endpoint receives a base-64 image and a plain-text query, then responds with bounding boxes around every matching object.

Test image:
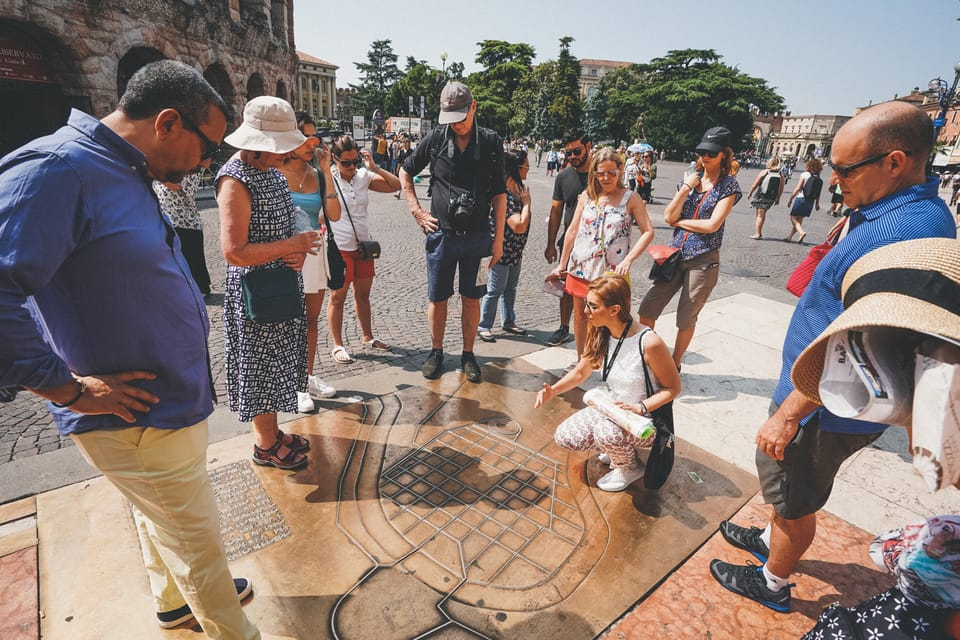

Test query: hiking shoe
[545,327,572,346]
[157,578,253,628]
[719,520,770,563]
[461,353,482,383]
[709,560,792,613]
[422,349,444,379]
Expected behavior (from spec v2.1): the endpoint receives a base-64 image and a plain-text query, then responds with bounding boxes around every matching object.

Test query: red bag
[563,273,591,298]
[786,221,845,297]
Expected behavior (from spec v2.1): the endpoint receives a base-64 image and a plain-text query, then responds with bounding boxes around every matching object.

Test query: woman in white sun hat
[216,96,325,471]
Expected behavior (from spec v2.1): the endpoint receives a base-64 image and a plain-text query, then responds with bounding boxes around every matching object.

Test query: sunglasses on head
[698,149,720,159]
[337,157,363,167]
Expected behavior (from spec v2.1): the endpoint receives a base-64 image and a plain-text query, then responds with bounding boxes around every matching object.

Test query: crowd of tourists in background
[2,61,959,638]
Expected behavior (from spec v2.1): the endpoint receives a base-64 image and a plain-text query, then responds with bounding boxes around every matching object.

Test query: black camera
[450,191,476,230]
[316,128,343,144]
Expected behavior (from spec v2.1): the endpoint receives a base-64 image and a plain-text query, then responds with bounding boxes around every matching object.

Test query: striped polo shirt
[773,177,956,434]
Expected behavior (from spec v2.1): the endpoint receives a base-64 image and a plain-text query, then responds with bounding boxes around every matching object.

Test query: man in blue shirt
[709,101,956,613]
[0,61,259,638]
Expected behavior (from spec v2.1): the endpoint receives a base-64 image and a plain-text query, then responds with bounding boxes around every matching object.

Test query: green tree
[467,39,535,135]
[350,39,402,118]
[599,49,784,156]
[510,61,560,141]
[583,86,609,143]
[549,36,582,135]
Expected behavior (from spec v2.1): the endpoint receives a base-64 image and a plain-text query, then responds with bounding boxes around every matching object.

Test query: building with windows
[578,59,631,98]
[767,114,851,161]
[0,0,298,157]
[295,51,337,121]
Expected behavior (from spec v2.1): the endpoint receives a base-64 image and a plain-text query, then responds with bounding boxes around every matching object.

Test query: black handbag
[334,173,381,261]
[320,201,346,291]
[638,328,676,490]
[647,246,681,282]
[239,267,301,323]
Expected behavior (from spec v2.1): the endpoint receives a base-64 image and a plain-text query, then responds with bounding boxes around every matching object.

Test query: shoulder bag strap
[677,184,714,249]
[638,327,655,398]
[332,172,362,245]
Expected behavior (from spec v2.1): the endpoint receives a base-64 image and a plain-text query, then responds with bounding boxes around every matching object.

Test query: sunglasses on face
[698,150,720,159]
[179,113,220,161]
[828,150,910,179]
[337,157,363,167]
[595,170,619,178]
[566,146,585,157]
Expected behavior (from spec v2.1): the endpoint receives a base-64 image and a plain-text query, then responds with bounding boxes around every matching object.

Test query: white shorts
[301,240,329,294]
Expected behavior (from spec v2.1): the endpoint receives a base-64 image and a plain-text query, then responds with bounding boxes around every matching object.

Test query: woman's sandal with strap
[277,429,310,453]
[252,439,308,470]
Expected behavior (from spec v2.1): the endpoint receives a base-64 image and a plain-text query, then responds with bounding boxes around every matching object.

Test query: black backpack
[760,171,781,200]
[802,174,823,200]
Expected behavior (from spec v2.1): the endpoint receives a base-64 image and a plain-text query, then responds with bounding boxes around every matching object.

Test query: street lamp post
[440,51,448,80]
[927,61,960,175]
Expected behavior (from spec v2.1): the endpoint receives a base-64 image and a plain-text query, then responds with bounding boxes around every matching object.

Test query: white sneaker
[307,375,336,399]
[598,452,611,465]
[597,465,644,492]
[297,391,315,413]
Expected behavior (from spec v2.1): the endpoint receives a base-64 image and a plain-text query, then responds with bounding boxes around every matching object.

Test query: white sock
[762,563,789,592]
[760,524,772,548]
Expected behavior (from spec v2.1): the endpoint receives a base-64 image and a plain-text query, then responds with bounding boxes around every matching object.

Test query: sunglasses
[595,170,619,178]
[698,150,720,159]
[828,150,910,179]
[179,113,220,161]
[565,146,585,157]
[337,157,363,167]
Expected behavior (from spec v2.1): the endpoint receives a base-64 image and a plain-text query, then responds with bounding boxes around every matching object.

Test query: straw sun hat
[223,95,306,154]
[792,237,960,404]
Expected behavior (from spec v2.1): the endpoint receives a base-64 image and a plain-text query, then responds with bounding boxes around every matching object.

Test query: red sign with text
[0,32,53,83]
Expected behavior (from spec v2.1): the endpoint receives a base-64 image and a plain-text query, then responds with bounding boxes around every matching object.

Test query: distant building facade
[857,87,960,167]
[295,51,337,121]
[0,0,298,157]
[578,59,631,98]
[768,114,851,161]
[751,113,784,158]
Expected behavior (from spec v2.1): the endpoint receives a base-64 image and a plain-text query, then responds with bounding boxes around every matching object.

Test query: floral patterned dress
[218,159,307,421]
[567,189,633,281]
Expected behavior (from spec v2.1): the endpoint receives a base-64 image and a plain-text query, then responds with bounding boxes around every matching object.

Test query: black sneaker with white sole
[545,327,572,346]
[719,520,770,563]
[709,560,792,613]
[157,577,253,628]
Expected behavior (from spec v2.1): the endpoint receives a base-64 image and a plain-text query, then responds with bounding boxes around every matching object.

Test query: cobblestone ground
[3,156,951,462]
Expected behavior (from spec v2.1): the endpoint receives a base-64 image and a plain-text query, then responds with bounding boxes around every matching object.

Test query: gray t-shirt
[552,165,589,230]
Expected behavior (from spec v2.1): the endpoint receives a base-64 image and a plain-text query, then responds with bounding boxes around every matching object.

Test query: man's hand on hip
[72,371,160,423]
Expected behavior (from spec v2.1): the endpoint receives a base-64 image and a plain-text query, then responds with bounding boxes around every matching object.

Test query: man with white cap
[710,100,956,614]
[0,60,259,637]
[399,81,506,383]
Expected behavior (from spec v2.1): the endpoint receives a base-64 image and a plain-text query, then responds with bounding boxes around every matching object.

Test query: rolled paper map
[583,387,655,440]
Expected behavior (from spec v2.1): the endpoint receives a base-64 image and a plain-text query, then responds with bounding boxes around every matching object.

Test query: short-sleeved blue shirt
[774,177,956,434]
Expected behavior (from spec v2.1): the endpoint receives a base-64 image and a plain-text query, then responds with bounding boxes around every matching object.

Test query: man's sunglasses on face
[828,150,910,179]
[337,157,363,167]
[179,113,220,161]
[566,146,585,157]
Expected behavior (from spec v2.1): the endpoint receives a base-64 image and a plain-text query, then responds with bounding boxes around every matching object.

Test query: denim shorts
[425,230,491,302]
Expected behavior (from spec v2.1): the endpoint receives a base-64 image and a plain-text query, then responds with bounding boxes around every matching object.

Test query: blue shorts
[425,230,491,302]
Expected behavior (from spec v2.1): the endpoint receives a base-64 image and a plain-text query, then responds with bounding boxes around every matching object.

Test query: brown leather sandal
[252,439,307,470]
[277,429,310,453]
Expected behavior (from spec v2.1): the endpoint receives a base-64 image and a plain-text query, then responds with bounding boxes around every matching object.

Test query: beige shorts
[301,246,329,294]
[637,249,719,330]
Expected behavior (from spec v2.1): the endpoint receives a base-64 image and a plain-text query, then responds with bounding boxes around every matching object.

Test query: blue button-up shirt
[0,110,215,435]
[774,177,956,434]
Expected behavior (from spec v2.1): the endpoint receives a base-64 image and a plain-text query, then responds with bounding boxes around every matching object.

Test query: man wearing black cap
[399,82,506,382]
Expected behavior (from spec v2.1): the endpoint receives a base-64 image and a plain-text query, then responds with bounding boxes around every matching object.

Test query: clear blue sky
[294,0,959,117]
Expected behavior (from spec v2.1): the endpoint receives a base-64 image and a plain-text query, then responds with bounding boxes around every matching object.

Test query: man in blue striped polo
[709,100,957,613]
